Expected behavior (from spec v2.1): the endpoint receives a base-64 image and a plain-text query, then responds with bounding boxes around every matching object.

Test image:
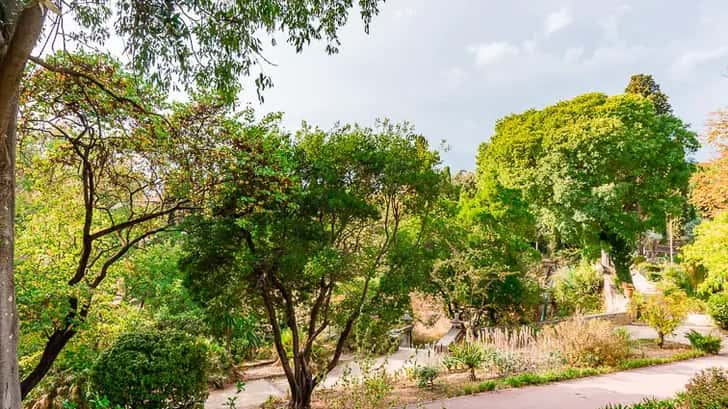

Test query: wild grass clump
[541,316,630,367]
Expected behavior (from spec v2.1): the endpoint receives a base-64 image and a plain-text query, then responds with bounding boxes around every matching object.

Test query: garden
[1,3,728,409]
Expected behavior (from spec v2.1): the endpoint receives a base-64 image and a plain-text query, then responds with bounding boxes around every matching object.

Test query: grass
[453,350,706,397]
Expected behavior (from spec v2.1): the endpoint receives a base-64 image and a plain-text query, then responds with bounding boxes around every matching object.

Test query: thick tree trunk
[0,95,20,409]
[0,5,44,408]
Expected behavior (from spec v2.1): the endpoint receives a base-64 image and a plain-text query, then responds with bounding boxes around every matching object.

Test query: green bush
[412,366,438,388]
[685,330,722,354]
[477,380,496,392]
[637,291,688,348]
[602,398,677,409]
[707,292,728,330]
[91,330,208,409]
[448,343,489,381]
[552,262,603,317]
[678,367,728,409]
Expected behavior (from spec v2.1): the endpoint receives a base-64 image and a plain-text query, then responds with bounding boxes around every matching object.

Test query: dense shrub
[91,330,208,409]
[637,291,688,348]
[707,292,728,330]
[678,367,728,409]
[448,343,489,381]
[412,366,439,388]
[542,317,630,367]
[552,262,603,316]
[685,330,722,354]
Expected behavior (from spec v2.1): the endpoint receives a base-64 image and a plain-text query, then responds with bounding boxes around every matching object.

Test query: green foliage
[636,291,688,347]
[448,343,489,381]
[682,213,728,294]
[678,367,728,409]
[329,360,397,409]
[60,0,384,103]
[454,350,704,400]
[91,330,208,409]
[624,74,672,115]
[181,120,444,407]
[412,366,439,389]
[478,92,697,282]
[552,262,603,316]
[603,398,678,409]
[685,330,722,354]
[706,292,728,330]
[477,380,497,392]
[617,350,705,370]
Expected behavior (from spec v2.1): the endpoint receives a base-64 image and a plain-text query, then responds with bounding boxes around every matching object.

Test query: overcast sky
[237,0,728,171]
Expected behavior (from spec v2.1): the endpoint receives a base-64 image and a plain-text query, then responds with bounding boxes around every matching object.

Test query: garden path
[416,354,728,409]
[204,324,726,409]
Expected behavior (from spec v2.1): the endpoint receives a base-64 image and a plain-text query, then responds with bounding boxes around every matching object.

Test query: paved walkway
[205,324,726,409]
[417,355,728,409]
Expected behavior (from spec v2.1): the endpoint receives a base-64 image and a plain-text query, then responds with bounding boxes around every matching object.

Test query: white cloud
[672,46,728,76]
[544,7,573,34]
[467,42,520,66]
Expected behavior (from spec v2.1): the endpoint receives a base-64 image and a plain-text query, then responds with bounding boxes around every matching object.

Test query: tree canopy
[477,92,697,282]
[625,74,672,115]
[180,121,444,407]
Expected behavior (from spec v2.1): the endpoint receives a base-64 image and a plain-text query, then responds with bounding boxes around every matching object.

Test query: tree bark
[0,5,44,408]
[0,92,20,409]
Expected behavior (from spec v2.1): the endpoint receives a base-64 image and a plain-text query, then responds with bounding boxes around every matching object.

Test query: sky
[236,0,728,171]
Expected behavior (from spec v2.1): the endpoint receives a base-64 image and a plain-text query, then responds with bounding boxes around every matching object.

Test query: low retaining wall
[541,312,632,326]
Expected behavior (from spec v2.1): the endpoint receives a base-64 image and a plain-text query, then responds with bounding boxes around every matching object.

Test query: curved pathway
[416,355,728,409]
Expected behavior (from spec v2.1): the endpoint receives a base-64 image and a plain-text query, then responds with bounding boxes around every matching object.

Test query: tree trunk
[0,6,45,407]
[0,94,20,409]
[288,375,314,409]
[20,326,76,399]
[657,331,665,349]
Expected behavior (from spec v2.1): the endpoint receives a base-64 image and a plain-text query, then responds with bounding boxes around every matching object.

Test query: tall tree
[181,122,443,409]
[625,74,672,115]
[478,92,697,283]
[17,53,193,397]
[0,1,384,405]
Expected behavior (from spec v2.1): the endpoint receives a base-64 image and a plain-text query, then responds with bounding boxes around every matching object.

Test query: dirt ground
[309,340,693,408]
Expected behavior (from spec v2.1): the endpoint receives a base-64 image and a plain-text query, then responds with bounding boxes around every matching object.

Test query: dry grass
[410,292,451,345]
[541,316,630,367]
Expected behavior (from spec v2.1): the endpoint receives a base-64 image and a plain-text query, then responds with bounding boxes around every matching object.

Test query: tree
[181,122,443,409]
[478,92,697,283]
[1,1,384,405]
[691,109,728,218]
[16,53,190,397]
[681,213,728,295]
[625,74,672,115]
[637,290,688,348]
[411,168,540,328]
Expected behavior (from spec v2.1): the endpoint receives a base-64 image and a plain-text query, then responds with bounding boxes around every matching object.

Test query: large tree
[0,1,383,405]
[181,122,443,409]
[478,92,697,283]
